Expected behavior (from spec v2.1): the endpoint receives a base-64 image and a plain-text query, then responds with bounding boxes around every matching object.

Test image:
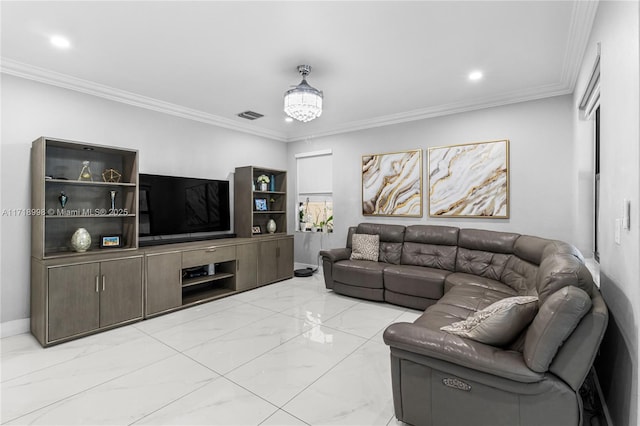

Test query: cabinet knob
[206,247,217,252]
[102,275,106,291]
[95,276,99,293]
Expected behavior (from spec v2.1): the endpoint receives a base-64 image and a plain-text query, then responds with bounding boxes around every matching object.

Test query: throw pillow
[350,233,380,262]
[440,295,539,346]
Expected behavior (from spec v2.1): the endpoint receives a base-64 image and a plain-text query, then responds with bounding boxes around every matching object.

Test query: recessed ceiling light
[50,35,71,49]
[285,117,294,123]
[468,70,483,81]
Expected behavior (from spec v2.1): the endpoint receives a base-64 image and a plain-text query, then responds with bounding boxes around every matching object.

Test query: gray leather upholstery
[320,223,608,426]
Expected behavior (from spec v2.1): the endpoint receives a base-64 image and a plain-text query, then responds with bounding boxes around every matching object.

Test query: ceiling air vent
[237,111,264,120]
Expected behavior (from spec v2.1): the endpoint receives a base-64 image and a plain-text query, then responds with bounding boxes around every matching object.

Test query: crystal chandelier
[284,65,323,122]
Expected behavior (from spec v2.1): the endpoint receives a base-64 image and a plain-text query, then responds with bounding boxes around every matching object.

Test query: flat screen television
[139,173,231,244]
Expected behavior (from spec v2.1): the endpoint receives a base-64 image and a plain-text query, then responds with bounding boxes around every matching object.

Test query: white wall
[573,2,639,425]
[288,95,577,265]
[0,74,287,329]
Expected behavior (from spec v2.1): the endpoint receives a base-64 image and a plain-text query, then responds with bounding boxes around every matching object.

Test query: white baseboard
[1,318,30,338]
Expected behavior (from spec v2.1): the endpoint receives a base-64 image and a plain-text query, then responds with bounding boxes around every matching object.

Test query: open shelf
[182,272,235,288]
[46,179,137,187]
[180,259,236,306]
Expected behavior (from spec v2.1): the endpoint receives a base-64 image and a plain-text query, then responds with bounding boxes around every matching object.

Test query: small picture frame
[252,225,262,235]
[254,198,268,211]
[100,235,122,248]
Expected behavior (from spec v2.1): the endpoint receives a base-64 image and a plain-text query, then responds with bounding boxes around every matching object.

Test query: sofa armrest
[320,248,351,263]
[383,322,544,384]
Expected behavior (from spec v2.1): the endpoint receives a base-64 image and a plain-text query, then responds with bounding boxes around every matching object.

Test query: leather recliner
[321,223,608,426]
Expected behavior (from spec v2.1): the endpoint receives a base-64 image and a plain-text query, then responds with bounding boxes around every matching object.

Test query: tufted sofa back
[349,224,595,301]
[401,225,459,271]
[355,223,405,264]
[455,229,519,282]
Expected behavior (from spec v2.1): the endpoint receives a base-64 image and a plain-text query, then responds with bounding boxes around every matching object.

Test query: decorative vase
[269,175,275,192]
[109,190,117,211]
[71,228,91,252]
[58,191,68,209]
[299,221,306,232]
[260,182,268,192]
[266,219,276,234]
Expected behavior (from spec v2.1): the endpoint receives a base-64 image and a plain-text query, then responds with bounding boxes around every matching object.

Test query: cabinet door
[145,252,182,316]
[48,263,100,342]
[236,243,258,291]
[258,240,278,285]
[277,238,294,280]
[99,257,143,328]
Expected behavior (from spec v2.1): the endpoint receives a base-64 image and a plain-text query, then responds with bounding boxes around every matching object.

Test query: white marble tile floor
[1,274,421,425]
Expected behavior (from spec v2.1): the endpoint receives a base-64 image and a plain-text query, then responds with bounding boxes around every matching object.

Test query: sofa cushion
[404,225,459,245]
[385,291,439,311]
[458,228,520,254]
[514,235,553,265]
[454,249,512,281]
[524,286,592,372]
[401,242,457,271]
[441,296,539,346]
[379,242,403,264]
[350,233,380,261]
[500,256,539,295]
[356,223,405,242]
[537,254,594,304]
[384,265,450,299]
[445,272,517,296]
[439,284,516,313]
[333,260,386,289]
[414,302,476,330]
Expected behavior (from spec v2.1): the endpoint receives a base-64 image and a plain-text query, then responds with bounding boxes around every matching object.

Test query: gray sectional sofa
[320,223,608,426]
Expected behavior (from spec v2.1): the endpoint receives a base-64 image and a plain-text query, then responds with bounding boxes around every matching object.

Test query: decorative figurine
[58,191,68,209]
[78,161,93,181]
[102,168,122,183]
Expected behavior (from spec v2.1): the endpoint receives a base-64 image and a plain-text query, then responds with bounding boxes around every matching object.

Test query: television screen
[139,173,231,237]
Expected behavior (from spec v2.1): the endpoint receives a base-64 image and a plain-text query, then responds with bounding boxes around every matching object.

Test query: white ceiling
[1,1,598,142]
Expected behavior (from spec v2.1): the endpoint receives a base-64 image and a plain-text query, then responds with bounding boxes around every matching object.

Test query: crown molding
[0,58,288,142]
[286,82,572,142]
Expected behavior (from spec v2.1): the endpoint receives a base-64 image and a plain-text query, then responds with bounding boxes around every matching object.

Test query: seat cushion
[441,296,539,346]
[414,302,475,330]
[333,259,387,289]
[445,272,517,296]
[438,284,514,313]
[384,265,450,299]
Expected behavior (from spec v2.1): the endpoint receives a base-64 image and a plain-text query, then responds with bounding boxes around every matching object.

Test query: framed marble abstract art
[362,149,422,217]
[428,139,509,218]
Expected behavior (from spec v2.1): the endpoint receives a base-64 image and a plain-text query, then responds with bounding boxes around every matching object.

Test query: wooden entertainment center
[30,137,293,347]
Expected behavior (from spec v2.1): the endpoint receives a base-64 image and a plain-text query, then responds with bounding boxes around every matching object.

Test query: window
[296,150,333,232]
[579,51,600,261]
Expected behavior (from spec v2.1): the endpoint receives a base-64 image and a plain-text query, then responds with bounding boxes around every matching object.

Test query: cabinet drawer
[182,245,236,268]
